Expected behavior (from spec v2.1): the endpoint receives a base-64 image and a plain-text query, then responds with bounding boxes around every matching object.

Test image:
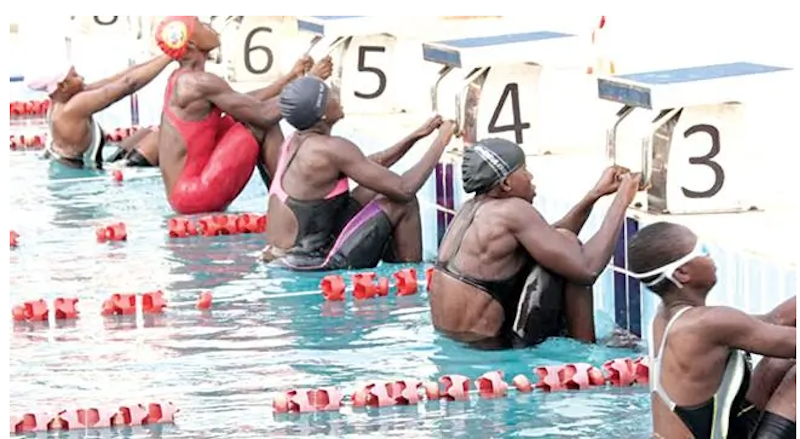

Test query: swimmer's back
[158,69,220,191]
[439,197,531,281]
[277,134,356,201]
[653,306,748,405]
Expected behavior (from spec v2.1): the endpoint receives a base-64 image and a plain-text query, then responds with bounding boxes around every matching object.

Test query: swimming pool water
[9,143,652,438]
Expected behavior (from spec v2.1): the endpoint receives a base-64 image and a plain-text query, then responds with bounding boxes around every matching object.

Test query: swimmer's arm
[194,73,281,130]
[509,193,629,285]
[246,73,294,101]
[706,306,796,358]
[754,296,796,327]
[367,132,424,168]
[330,131,450,202]
[551,192,600,234]
[84,54,172,92]
[65,55,173,117]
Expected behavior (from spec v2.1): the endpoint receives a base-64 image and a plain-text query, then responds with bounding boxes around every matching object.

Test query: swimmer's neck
[178,59,205,71]
[299,125,331,136]
[662,291,706,312]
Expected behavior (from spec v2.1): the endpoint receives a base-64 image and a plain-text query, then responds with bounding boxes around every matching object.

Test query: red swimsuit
[163,69,260,214]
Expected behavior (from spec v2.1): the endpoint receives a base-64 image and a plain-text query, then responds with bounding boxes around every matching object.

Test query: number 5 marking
[243,27,274,75]
[354,46,387,99]
[681,124,725,199]
[488,83,530,145]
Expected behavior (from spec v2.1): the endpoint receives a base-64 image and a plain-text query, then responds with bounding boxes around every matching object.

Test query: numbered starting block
[598,62,793,214]
[422,31,580,153]
[296,16,440,116]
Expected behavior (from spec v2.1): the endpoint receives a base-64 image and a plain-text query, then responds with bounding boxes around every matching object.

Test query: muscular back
[158,70,218,192]
[438,198,529,281]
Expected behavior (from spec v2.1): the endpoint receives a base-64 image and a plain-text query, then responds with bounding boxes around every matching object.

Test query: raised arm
[552,166,629,234]
[192,73,281,130]
[65,55,173,117]
[707,306,796,358]
[507,173,640,285]
[330,121,457,202]
[754,296,796,327]
[367,116,443,168]
[247,55,333,101]
[84,55,169,92]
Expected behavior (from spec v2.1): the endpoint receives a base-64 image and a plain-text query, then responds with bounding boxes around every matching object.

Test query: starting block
[599,62,793,214]
[422,30,581,153]
[296,15,441,115]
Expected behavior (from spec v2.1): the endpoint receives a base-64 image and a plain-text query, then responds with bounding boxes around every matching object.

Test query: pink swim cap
[27,64,73,95]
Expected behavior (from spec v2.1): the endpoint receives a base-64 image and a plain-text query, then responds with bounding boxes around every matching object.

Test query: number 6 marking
[681,124,725,199]
[243,26,274,75]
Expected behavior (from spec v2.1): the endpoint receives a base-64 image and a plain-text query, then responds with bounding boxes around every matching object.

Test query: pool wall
[10,14,797,351]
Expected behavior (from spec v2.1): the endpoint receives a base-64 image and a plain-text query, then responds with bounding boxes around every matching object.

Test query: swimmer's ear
[500,178,513,192]
[673,266,691,285]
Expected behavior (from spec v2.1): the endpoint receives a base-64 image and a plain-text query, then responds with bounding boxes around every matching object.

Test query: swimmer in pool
[260,76,458,270]
[27,55,171,169]
[155,16,333,215]
[428,138,644,349]
[627,222,796,439]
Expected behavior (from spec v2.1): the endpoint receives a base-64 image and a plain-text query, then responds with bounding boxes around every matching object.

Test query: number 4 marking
[488,83,530,145]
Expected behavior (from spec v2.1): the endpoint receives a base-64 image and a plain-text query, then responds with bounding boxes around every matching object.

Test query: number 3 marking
[488,83,530,145]
[355,46,387,99]
[243,27,274,75]
[681,124,725,199]
[94,17,118,26]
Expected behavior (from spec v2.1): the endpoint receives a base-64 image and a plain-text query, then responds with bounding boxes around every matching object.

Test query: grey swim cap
[462,138,526,194]
[279,76,330,131]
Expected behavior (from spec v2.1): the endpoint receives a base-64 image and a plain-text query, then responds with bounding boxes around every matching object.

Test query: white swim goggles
[627,240,710,289]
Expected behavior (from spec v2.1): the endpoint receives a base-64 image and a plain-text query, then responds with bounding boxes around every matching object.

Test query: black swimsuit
[434,199,567,348]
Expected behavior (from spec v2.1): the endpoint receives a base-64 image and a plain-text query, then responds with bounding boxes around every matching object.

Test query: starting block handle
[431,66,454,113]
[607,105,682,190]
[455,67,489,140]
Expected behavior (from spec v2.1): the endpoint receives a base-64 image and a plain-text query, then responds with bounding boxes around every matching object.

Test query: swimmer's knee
[375,195,419,223]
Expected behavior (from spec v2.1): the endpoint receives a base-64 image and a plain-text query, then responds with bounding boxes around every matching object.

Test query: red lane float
[167,213,267,238]
[320,268,421,302]
[10,401,178,434]
[11,292,167,323]
[96,222,128,243]
[272,358,650,415]
[11,298,79,322]
[101,291,167,315]
[10,230,19,247]
[9,123,152,150]
[10,99,50,117]
[10,134,47,150]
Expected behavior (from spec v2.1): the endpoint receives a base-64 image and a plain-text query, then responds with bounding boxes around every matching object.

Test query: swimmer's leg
[374,195,423,262]
[557,228,596,343]
[751,364,796,437]
[118,127,154,152]
[246,123,284,189]
[747,358,796,411]
[107,128,159,166]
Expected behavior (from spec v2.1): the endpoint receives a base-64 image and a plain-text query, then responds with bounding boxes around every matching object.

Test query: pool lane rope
[10,402,179,434]
[273,358,650,414]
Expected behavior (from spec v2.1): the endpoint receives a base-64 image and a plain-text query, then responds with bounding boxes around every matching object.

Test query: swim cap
[279,76,330,131]
[462,138,526,194]
[27,63,73,95]
[155,16,196,60]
